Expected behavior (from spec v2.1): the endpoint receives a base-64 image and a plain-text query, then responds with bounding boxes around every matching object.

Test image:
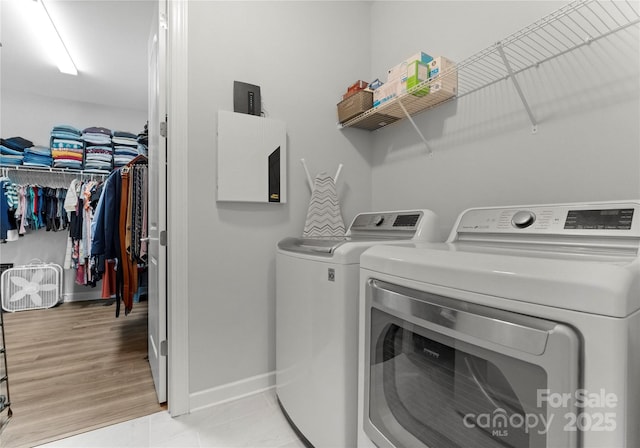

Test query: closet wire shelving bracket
[496,43,538,134]
[340,0,640,137]
[397,100,433,156]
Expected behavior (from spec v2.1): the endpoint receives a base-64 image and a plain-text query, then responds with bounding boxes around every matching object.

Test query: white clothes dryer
[276,209,440,448]
[357,201,640,448]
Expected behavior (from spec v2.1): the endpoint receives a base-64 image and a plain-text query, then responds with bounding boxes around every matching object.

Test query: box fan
[1,261,63,312]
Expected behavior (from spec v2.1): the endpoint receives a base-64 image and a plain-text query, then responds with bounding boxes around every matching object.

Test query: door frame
[166,0,190,417]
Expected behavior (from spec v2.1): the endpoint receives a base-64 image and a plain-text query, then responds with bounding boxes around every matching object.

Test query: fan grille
[1,264,62,312]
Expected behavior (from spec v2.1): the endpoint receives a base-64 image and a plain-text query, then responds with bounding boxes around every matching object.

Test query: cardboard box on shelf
[406,51,433,67]
[373,78,405,107]
[428,56,458,98]
[387,62,406,82]
[406,60,430,97]
[337,90,373,123]
[387,51,433,82]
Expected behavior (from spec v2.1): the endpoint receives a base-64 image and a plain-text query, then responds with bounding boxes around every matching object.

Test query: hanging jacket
[91,170,121,263]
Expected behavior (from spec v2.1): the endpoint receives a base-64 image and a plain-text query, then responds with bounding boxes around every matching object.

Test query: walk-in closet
[0,1,163,446]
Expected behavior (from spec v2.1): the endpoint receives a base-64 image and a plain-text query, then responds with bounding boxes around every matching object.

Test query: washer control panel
[350,211,422,232]
[455,202,640,236]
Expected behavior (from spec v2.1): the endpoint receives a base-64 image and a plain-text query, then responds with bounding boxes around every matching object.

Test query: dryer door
[363,280,580,448]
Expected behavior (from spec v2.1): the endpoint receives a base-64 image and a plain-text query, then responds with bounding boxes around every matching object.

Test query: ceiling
[0,0,156,111]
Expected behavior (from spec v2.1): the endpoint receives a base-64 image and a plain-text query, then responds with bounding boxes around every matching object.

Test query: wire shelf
[341,0,640,131]
[0,164,108,188]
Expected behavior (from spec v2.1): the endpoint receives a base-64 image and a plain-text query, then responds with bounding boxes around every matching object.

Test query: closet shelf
[0,164,108,177]
[340,0,640,132]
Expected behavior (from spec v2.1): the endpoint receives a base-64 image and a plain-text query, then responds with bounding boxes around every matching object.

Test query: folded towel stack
[83,126,114,173]
[113,130,143,167]
[23,145,53,167]
[0,136,32,166]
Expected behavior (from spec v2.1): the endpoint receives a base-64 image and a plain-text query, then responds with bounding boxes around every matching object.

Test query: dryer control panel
[453,202,640,238]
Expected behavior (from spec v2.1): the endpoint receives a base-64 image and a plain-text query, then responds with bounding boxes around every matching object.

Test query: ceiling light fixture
[32,0,78,75]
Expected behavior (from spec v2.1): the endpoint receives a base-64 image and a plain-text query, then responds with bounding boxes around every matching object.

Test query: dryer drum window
[363,281,581,448]
[370,314,546,447]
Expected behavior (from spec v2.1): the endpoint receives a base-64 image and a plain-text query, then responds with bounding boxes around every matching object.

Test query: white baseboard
[62,292,106,302]
[189,371,276,413]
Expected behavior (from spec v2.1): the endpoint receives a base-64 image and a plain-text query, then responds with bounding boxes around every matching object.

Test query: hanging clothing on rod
[0,167,76,242]
[66,178,103,287]
[91,155,148,317]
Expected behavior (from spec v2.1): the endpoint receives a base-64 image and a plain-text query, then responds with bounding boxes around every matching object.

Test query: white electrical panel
[217,110,287,203]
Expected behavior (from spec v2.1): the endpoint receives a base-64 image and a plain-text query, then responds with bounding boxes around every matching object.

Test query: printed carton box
[428,56,457,98]
[387,51,433,82]
[406,60,430,97]
[373,78,405,107]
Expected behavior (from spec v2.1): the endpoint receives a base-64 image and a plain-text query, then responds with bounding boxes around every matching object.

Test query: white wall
[369,1,640,239]
[186,1,372,403]
[1,89,147,146]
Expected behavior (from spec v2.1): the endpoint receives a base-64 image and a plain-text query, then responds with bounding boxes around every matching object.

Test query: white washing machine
[357,201,640,448]
[276,209,440,448]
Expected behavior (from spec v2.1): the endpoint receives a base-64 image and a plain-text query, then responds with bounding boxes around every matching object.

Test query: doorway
[3,0,180,440]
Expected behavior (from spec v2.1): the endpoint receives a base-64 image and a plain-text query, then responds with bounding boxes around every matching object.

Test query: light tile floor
[38,390,306,448]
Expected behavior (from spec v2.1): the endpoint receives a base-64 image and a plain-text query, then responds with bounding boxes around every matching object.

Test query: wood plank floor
[0,299,166,448]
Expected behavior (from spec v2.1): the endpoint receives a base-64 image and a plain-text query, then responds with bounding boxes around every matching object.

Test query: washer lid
[277,237,348,256]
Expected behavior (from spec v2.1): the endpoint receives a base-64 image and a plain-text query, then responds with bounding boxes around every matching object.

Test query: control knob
[373,215,385,227]
[511,211,536,228]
